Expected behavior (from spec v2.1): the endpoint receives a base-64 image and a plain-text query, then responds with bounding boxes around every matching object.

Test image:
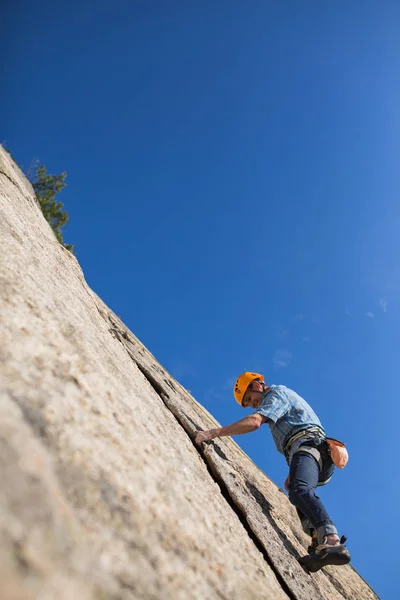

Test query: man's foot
[299,535,351,573]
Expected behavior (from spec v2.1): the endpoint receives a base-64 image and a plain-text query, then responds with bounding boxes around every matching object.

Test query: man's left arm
[195,413,267,445]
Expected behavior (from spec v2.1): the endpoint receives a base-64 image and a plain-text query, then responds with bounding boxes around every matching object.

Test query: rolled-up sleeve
[254,390,289,423]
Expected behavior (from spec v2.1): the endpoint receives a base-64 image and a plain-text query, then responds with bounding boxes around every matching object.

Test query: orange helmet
[233,372,264,406]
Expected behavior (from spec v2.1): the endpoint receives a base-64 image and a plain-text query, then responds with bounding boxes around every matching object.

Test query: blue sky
[3,2,400,596]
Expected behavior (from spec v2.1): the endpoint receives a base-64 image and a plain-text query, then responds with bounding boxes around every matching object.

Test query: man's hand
[194,414,266,447]
[195,429,216,446]
[284,473,290,492]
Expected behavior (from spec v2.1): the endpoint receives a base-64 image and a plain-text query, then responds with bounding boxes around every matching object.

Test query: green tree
[32,164,74,253]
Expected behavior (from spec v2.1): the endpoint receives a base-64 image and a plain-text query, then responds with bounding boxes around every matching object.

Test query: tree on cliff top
[3,146,74,253]
[31,164,75,254]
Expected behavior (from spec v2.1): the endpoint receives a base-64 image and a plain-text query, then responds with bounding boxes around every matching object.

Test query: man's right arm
[195,413,267,445]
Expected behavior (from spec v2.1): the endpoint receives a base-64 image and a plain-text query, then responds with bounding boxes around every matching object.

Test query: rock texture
[0,145,378,600]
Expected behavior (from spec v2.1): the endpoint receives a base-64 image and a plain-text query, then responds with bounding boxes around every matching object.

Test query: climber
[194,372,351,573]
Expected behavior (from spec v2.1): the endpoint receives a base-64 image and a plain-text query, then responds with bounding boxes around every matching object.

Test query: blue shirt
[254,385,325,455]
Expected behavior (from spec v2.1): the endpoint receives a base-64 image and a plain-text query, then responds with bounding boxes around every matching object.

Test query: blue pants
[288,445,338,541]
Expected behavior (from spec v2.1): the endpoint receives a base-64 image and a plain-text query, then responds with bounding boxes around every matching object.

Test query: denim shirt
[254,384,325,455]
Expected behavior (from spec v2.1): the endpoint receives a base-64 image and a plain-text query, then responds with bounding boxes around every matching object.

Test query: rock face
[0,145,378,600]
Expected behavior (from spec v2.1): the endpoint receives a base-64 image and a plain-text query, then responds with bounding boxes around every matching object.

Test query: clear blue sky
[3,2,399,597]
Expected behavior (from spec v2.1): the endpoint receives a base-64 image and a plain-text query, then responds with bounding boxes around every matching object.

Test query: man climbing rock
[195,372,351,573]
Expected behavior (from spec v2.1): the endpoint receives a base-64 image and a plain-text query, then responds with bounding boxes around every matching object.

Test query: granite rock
[0,146,378,600]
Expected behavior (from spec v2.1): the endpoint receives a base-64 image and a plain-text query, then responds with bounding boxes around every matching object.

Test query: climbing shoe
[299,535,351,573]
